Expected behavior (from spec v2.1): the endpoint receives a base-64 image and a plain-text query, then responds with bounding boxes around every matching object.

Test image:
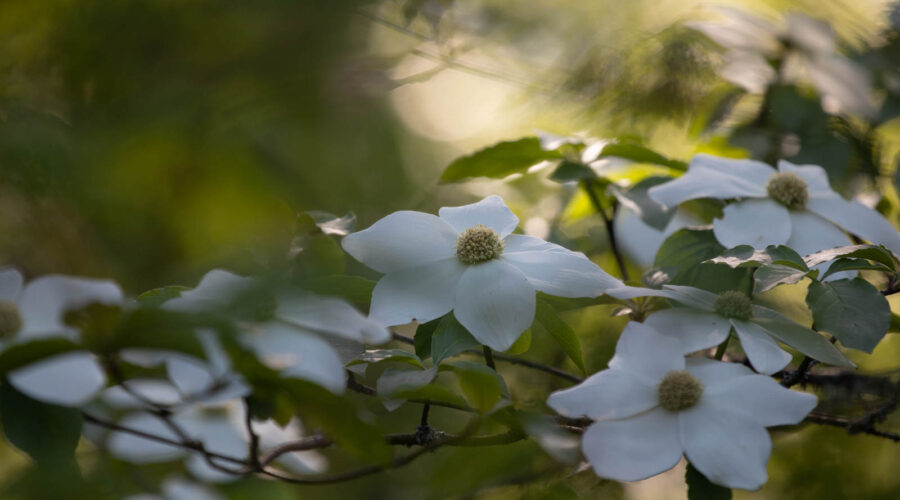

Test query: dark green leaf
[686,462,732,500]
[297,275,375,309]
[350,349,423,368]
[655,229,752,293]
[0,382,83,465]
[391,384,470,409]
[806,278,891,352]
[752,306,852,367]
[534,299,584,373]
[431,313,480,364]
[292,233,346,278]
[822,258,895,279]
[440,137,562,182]
[549,161,596,182]
[413,317,441,360]
[376,366,436,397]
[0,339,80,376]
[804,245,898,270]
[597,142,687,170]
[708,245,807,270]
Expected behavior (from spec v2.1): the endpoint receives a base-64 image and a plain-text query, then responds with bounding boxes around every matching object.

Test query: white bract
[607,284,851,374]
[548,322,817,490]
[649,155,900,257]
[0,267,122,406]
[163,270,389,394]
[341,195,622,351]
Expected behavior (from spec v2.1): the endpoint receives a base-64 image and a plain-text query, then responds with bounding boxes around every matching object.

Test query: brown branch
[805,412,900,442]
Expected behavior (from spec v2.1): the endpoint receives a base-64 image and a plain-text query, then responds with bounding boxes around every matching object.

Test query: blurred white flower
[607,284,851,374]
[548,321,817,490]
[0,267,122,406]
[163,270,389,394]
[649,155,900,257]
[342,195,622,351]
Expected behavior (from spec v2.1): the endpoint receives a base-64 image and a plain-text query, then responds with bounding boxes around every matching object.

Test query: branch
[391,332,584,384]
[805,412,900,442]
[581,179,629,281]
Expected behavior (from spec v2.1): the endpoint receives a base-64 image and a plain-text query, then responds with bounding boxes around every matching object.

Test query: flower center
[456,225,504,265]
[713,290,753,321]
[658,370,703,412]
[766,172,808,209]
[0,300,22,339]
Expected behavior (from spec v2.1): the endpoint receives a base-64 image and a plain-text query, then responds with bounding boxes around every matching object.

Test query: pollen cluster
[766,172,808,210]
[658,370,703,412]
[0,300,22,339]
[714,290,753,321]
[456,225,504,265]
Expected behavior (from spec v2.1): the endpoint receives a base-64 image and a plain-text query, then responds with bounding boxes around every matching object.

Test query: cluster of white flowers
[3,152,896,492]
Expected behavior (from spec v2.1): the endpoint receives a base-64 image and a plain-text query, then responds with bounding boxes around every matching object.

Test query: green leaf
[804,245,898,270]
[597,142,687,170]
[292,233,346,278]
[282,380,391,463]
[549,161,596,182]
[442,361,505,413]
[0,339,80,376]
[431,313,480,365]
[754,264,812,293]
[391,384,470,409]
[822,258,895,279]
[686,462,732,500]
[534,299,584,373]
[376,366,437,397]
[440,137,562,182]
[609,176,676,230]
[506,328,532,355]
[806,278,891,353]
[413,317,441,360]
[752,306,853,367]
[655,229,752,293]
[350,349,423,368]
[136,286,190,307]
[0,381,83,465]
[708,245,807,270]
[297,275,375,309]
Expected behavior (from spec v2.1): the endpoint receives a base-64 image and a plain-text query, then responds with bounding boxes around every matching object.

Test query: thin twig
[582,179,629,281]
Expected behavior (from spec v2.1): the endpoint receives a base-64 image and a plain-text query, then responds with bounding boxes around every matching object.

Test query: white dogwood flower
[607,284,851,374]
[648,155,900,257]
[0,267,122,406]
[163,269,389,394]
[548,321,817,490]
[341,195,623,351]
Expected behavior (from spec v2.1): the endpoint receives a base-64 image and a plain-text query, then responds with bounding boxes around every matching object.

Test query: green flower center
[658,370,703,412]
[713,290,753,321]
[456,225,504,265]
[0,300,22,339]
[766,172,808,209]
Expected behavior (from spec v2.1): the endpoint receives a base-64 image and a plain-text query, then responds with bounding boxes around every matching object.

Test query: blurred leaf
[597,142,687,170]
[292,233,346,278]
[391,383,470,409]
[806,278,890,352]
[350,349,423,368]
[0,381,83,465]
[686,462,731,500]
[136,286,190,307]
[549,161,596,182]
[297,274,375,308]
[440,137,562,182]
[534,299,584,373]
[442,361,504,413]
[413,317,441,360]
[0,339,80,376]
[431,313,480,365]
[376,366,436,397]
[507,328,532,355]
[609,176,676,230]
[282,379,391,463]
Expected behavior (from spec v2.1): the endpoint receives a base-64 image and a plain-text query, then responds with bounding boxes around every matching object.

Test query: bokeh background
[2,0,900,498]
